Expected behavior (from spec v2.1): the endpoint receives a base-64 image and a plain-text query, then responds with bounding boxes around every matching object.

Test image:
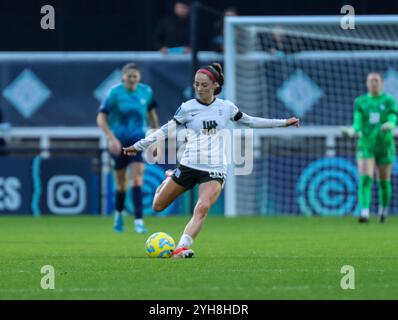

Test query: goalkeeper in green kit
[343,72,398,223]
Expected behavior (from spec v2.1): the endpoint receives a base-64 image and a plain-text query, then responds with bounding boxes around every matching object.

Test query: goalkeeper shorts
[356,144,395,165]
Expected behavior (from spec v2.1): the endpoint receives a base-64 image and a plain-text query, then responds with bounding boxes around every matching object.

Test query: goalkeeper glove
[381,122,393,132]
[341,127,356,138]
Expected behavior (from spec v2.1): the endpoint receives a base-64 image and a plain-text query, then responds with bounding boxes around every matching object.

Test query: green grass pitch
[0,215,397,299]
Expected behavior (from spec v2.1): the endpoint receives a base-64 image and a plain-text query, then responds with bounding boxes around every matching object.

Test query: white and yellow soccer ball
[145,232,176,258]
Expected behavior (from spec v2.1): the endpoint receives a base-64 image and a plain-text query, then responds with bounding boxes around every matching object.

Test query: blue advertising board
[34,157,99,215]
[0,158,33,214]
[261,156,398,216]
[0,156,99,215]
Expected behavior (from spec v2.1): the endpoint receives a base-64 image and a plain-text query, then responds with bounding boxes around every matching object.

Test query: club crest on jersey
[202,120,218,135]
[380,104,385,110]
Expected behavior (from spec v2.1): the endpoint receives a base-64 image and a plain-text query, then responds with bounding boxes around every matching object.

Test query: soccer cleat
[113,214,124,233]
[358,216,369,223]
[379,215,386,224]
[134,221,148,234]
[171,247,195,259]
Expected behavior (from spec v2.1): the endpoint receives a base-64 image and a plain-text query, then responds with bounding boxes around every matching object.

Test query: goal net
[224,15,398,216]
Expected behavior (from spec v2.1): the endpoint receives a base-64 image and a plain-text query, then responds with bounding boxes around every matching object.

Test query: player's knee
[132,179,143,187]
[152,199,166,212]
[131,174,143,185]
[196,199,211,217]
[116,182,127,192]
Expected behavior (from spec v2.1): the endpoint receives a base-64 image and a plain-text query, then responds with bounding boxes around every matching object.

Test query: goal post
[224,15,398,217]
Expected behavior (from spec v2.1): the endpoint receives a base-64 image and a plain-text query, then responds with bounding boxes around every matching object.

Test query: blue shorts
[112,135,144,170]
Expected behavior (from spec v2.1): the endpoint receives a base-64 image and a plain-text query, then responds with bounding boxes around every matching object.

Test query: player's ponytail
[211,63,224,95]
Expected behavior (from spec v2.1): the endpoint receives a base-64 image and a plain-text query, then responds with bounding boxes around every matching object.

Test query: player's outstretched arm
[97,112,122,156]
[123,145,139,156]
[147,109,160,129]
[341,106,362,137]
[236,112,300,128]
[340,127,356,137]
[286,117,300,127]
[123,119,178,156]
[381,113,397,132]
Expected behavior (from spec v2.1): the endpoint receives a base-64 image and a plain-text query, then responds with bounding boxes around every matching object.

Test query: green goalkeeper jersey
[353,92,398,149]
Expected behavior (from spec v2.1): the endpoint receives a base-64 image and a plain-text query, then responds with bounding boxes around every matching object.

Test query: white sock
[361,208,369,218]
[378,207,388,217]
[115,211,122,218]
[177,234,193,249]
[135,218,144,225]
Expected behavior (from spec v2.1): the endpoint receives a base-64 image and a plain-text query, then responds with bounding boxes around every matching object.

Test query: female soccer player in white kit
[123,63,300,258]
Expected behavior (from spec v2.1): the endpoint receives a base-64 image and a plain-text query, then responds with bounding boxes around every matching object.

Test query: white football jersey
[132,98,287,175]
[173,98,240,174]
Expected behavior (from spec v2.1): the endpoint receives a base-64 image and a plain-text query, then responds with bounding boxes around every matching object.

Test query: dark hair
[201,62,224,95]
[122,62,140,74]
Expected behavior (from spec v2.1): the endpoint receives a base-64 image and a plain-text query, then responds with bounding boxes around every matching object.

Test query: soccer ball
[145,232,176,258]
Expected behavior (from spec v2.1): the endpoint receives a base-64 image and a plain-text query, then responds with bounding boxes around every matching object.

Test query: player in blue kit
[97,63,159,233]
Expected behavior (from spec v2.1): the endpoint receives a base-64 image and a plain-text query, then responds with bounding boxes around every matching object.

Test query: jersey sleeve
[147,87,157,111]
[226,100,286,127]
[387,95,398,114]
[173,103,189,125]
[352,98,363,132]
[98,88,116,114]
[386,95,398,127]
[133,120,176,151]
[227,100,243,121]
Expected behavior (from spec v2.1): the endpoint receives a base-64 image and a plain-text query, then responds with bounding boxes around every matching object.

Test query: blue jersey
[99,83,156,142]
